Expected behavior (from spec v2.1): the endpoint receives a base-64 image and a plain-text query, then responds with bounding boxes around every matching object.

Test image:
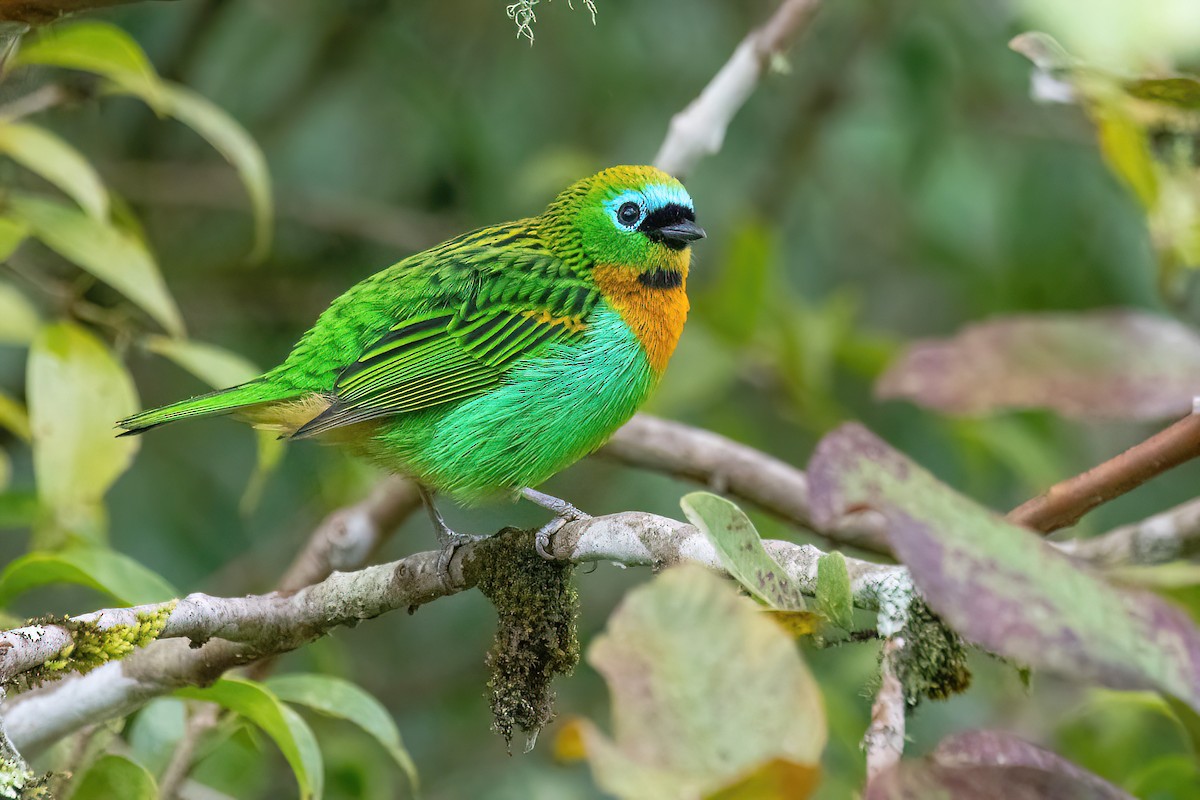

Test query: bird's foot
[435,528,485,588]
[419,484,483,589]
[520,487,591,561]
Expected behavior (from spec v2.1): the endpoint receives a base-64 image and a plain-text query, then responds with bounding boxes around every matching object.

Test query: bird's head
[545,165,704,282]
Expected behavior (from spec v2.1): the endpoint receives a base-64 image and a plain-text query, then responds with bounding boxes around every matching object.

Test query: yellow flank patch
[521,309,587,333]
[593,263,689,374]
[237,394,333,436]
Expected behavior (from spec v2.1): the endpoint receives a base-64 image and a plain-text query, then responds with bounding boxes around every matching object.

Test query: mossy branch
[1,513,905,758]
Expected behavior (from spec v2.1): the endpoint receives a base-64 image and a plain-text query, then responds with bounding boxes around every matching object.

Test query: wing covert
[291,246,596,438]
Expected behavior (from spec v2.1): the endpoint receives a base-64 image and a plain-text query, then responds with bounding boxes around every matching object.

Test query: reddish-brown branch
[1008,412,1200,534]
[0,0,177,24]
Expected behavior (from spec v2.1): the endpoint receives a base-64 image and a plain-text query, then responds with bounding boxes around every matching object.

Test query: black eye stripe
[636,203,695,232]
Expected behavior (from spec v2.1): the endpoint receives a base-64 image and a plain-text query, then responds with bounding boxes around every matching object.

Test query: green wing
[291,243,598,438]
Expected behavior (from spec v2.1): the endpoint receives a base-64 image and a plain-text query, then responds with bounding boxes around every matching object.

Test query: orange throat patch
[594,262,689,374]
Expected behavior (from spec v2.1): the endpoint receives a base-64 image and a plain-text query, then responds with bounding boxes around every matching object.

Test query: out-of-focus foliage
[0,0,1199,798]
[567,565,825,799]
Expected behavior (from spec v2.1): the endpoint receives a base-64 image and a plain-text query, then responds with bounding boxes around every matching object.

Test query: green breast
[363,303,657,503]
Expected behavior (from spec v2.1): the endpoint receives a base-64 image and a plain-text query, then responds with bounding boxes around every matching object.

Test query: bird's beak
[651,219,707,245]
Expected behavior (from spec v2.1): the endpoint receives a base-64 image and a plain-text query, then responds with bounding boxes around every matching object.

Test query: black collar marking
[638,269,684,289]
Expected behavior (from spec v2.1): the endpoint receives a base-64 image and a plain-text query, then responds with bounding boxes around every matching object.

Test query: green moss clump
[30,601,177,684]
[0,759,49,799]
[893,599,971,704]
[466,528,580,751]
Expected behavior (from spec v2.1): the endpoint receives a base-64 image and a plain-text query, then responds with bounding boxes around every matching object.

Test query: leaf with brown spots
[808,423,1200,713]
[681,491,806,610]
[876,311,1200,420]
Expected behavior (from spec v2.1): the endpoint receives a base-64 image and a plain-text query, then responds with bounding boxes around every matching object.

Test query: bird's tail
[116,380,298,436]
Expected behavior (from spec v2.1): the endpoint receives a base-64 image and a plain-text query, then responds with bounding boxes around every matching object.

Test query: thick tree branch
[653,0,821,178]
[1,513,907,756]
[1008,412,1200,534]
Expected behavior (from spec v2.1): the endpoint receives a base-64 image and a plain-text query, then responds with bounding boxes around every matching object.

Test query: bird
[117,165,704,573]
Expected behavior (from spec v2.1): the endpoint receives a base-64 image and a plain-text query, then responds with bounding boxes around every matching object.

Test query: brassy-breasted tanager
[118,165,705,571]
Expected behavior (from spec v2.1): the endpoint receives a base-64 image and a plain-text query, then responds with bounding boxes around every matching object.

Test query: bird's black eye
[617,201,641,227]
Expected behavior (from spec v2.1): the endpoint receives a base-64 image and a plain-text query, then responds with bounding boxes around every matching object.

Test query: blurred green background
[3,0,1199,797]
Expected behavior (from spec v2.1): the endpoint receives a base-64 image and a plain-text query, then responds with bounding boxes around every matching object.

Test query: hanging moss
[465,528,580,751]
[893,598,972,704]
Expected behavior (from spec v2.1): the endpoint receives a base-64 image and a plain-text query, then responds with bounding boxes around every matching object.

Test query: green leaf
[28,322,140,541]
[132,83,273,261]
[0,389,30,440]
[0,215,29,262]
[0,490,39,528]
[809,423,1200,714]
[0,279,40,345]
[15,21,164,106]
[71,754,157,800]
[144,335,259,386]
[267,673,419,795]
[11,195,183,335]
[144,336,282,513]
[680,492,805,611]
[177,678,324,800]
[575,566,825,799]
[0,544,176,607]
[815,552,853,631]
[0,122,109,219]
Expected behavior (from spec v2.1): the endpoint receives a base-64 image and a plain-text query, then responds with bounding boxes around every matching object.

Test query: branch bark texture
[1,513,907,756]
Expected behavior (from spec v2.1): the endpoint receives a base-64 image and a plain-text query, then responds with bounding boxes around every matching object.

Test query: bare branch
[603,414,890,554]
[2,512,906,756]
[0,0,178,24]
[1008,412,1200,534]
[1059,494,1200,568]
[653,0,821,178]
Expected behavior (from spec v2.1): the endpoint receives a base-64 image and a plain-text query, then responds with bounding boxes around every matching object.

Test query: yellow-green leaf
[0,279,40,345]
[10,194,183,336]
[0,122,109,219]
[0,544,176,607]
[177,678,323,800]
[15,21,163,107]
[137,83,273,261]
[0,389,30,441]
[28,322,139,541]
[0,215,29,262]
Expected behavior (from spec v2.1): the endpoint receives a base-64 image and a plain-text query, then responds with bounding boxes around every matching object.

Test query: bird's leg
[418,485,482,587]
[520,487,591,560]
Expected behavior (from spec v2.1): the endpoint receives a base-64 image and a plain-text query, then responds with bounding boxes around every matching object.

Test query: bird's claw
[435,529,484,589]
[534,516,569,561]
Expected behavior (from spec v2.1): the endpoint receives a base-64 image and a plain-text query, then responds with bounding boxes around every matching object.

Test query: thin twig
[157,704,219,800]
[863,636,906,781]
[1008,412,1200,534]
[654,0,822,178]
